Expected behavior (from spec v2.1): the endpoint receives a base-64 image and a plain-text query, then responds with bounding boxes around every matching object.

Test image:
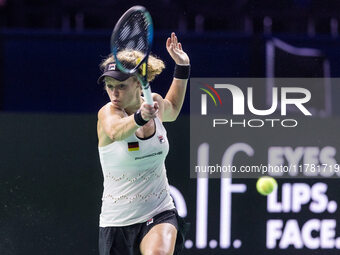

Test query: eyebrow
[106,83,126,87]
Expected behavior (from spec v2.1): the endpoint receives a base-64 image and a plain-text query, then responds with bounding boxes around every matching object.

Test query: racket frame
[111,6,154,105]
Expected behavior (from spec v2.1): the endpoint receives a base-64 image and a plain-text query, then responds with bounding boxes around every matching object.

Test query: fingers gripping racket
[111,6,154,105]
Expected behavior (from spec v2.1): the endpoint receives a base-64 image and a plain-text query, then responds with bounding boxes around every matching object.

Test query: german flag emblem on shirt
[128,142,139,151]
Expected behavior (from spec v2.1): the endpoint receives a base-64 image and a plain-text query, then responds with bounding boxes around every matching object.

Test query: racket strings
[119,60,136,70]
[115,12,149,58]
[112,8,153,75]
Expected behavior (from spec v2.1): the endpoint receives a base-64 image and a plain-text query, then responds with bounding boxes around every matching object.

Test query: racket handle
[142,85,153,105]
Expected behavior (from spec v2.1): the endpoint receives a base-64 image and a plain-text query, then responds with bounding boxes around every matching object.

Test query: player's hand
[166,32,190,65]
[140,101,159,121]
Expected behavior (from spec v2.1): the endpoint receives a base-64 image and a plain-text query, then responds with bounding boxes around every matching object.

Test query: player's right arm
[98,103,138,143]
[97,102,159,144]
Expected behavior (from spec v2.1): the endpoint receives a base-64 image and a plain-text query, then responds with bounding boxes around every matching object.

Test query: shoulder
[98,102,125,120]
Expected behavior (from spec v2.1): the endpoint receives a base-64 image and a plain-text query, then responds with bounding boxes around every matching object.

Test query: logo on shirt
[135,151,163,160]
[108,63,116,71]
[146,218,154,226]
[158,135,165,144]
[128,142,139,151]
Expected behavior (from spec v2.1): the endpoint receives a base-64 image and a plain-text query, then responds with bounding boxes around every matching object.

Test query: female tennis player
[97,32,190,255]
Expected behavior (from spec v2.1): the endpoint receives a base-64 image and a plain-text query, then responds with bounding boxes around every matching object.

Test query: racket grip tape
[142,86,153,105]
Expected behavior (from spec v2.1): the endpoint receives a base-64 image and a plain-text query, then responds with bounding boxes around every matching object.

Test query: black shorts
[98,209,189,255]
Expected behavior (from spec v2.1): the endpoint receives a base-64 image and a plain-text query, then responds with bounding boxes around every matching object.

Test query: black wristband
[134,110,148,127]
[173,64,190,79]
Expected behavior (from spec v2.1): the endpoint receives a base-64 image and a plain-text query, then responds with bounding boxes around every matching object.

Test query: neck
[125,95,143,115]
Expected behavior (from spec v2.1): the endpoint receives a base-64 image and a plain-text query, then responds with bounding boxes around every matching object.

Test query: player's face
[105,77,140,108]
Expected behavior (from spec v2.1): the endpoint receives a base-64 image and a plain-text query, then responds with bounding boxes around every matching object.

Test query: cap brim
[97,70,132,84]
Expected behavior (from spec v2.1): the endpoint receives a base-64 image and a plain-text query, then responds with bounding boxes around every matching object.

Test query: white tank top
[98,117,175,227]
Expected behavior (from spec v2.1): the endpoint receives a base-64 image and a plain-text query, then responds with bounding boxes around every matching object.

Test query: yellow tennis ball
[256,176,277,196]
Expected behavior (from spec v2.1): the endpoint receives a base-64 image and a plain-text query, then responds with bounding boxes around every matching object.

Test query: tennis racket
[111,5,154,105]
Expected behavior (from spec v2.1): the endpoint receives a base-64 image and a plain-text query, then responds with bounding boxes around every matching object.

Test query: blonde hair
[100,50,165,82]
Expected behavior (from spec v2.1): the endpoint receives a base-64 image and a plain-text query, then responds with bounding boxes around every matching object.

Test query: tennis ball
[256,176,277,196]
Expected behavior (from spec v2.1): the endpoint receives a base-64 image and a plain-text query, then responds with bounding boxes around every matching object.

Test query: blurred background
[1,0,340,254]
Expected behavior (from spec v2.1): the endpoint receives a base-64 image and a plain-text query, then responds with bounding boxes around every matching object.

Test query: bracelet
[134,110,148,127]
[173,64,190,79]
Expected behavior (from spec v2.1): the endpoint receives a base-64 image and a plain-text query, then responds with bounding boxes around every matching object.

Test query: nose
[113,87,119,96]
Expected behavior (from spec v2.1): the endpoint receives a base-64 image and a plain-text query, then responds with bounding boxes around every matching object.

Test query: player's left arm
[162,32,190,122]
